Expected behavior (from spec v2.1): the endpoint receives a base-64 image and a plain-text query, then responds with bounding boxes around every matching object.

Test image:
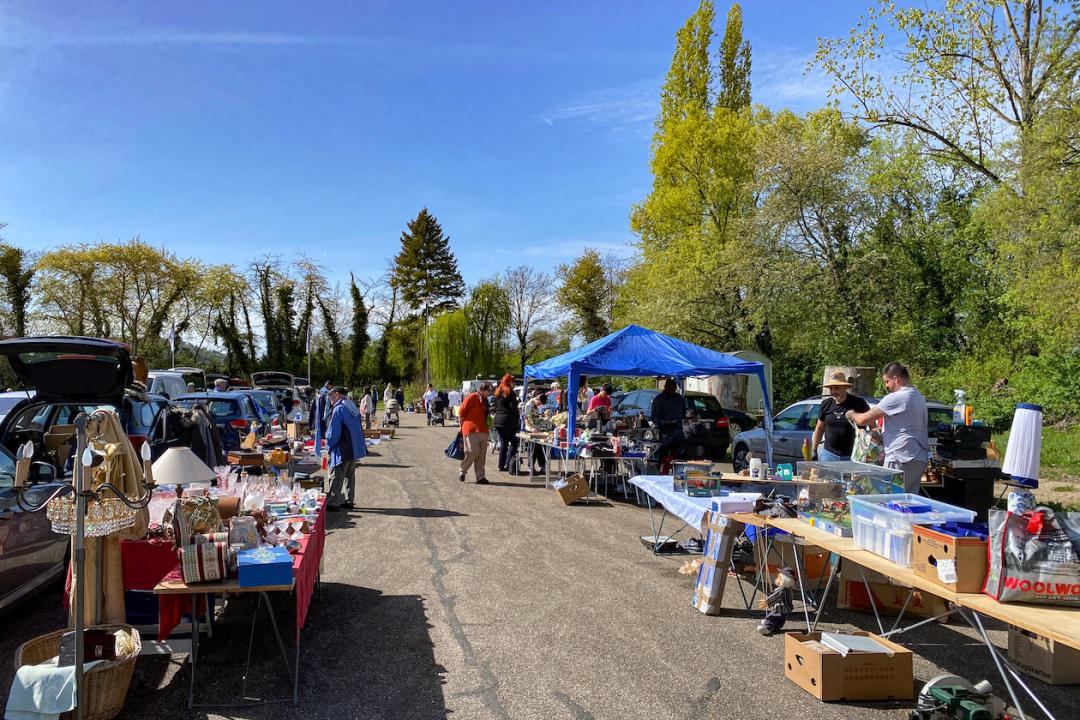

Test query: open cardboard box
[785,631,913,702]
[1008,626,1080,685]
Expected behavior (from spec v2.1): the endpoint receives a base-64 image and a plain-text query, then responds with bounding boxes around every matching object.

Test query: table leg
[544,445,551,489]
[858,566,886,635]
[188,594,199,709]
[962,609,1037,720]
[889,587,915,634]
[789,542,812,632]
[293,627,301,705]
[810,553,840,632]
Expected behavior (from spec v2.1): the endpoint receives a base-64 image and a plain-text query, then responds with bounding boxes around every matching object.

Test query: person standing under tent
[812,372,870,461]
[846,362,929,493]
[523,389,547,473]
[650,378,685,460]
[587,383,613,429]
[577,376,594,412]
[492,374,520,473]
[457,382,493,484]
[325,386,366,510]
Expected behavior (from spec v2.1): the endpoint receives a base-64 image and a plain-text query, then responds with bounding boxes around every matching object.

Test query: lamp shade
[152,447,216,486]
[1002,403,1043,487]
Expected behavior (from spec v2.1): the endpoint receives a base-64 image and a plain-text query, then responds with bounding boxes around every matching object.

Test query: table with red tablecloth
[152,500,326,641]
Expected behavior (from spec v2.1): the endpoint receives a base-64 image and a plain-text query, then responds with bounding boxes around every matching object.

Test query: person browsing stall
[325,386,366,510]
[457,382,493,484]
[492,374,521,473]
[650,378,685,457]
[587,384,613,428]
[845,362,929,493]
[812,372,870,462]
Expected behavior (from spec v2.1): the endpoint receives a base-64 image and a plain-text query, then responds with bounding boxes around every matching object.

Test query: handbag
[984,508,1080,606]
[445,432,465,461]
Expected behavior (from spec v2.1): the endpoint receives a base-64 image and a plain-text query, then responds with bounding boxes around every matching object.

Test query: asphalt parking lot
[1,411,1073,719]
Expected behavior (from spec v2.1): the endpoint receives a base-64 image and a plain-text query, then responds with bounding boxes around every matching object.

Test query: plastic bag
[445,432,465,461]
[984,508,1080,606]
[851,425,883,465]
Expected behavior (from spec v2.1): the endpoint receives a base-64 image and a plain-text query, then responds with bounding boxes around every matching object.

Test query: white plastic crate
[849,493,976,567]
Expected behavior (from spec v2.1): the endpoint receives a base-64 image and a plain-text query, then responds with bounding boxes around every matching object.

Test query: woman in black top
[492,374,521,472]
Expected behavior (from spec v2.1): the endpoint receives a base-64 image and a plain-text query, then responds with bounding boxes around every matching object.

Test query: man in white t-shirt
[447,389,463,421]
[846,362,929,493]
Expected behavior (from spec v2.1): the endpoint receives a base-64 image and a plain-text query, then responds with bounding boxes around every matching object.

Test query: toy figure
[757,567,796,636]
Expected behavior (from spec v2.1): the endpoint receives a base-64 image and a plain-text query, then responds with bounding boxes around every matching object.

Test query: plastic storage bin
[849,493,976,567]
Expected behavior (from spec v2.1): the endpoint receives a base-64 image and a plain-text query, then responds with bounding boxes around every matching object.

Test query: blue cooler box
[237,546,294,587]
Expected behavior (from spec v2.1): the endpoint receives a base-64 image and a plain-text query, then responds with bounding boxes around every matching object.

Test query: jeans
[328,459,356,507]
[495,427,519,471]
[817,447,850,462]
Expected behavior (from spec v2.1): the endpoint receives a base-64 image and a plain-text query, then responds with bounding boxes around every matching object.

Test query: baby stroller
[428,397,446,426]
[383,398,401,428]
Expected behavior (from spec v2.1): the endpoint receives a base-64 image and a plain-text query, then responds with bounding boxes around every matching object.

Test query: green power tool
[909,675,1009,720]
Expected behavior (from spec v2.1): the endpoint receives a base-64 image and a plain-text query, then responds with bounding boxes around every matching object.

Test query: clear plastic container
[849,493,976,566]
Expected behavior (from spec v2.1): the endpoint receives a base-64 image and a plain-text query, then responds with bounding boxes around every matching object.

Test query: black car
[610,389,732,461]
[0,336,162,612]
[0,336,172,475]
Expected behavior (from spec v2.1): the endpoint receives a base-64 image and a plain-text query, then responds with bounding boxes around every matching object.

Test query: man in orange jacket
[458,382,493,484]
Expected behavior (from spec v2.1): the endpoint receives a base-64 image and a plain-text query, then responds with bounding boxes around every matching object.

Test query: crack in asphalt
[686,676,723,719]
[391,433,510,720]
[553,690,595,720]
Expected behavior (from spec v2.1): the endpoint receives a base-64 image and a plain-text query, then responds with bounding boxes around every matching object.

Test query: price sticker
[936,559,958,584]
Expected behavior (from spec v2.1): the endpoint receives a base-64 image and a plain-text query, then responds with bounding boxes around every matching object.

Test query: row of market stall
[5,389,396,719]
[519,325,1079,720]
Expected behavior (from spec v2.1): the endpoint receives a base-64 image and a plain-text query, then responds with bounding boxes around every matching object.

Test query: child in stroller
[383,398,401,427]
[428,396,446,426]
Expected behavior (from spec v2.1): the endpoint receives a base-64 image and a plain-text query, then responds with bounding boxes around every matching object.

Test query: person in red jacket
[458,382,493,484]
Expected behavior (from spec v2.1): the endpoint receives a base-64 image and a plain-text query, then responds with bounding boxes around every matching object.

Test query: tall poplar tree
[348,274,369,386]
[717,4,751,111]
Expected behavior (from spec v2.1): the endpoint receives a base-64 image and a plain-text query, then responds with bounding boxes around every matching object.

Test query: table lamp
[1002,403,1043,488]
[152,447,216,495]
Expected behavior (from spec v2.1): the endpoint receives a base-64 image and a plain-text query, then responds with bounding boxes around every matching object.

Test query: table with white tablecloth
[628,475,760,552]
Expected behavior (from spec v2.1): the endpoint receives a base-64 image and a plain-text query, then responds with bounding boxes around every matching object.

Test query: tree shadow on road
[121,585,448,720]
[354,507,467,518]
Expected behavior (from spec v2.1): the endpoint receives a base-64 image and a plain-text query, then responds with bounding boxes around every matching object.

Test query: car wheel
[732,444,750,472]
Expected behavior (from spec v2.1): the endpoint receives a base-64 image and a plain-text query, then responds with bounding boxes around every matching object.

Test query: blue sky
[0,1,866,289]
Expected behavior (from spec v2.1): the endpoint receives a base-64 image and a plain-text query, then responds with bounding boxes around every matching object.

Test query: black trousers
[495,426,519,470]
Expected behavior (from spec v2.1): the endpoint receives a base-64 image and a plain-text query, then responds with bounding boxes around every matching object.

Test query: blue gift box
[236,546,294,588]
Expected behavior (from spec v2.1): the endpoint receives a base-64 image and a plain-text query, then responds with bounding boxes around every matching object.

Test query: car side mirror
[30,461,57,484]
[161,392,170,400]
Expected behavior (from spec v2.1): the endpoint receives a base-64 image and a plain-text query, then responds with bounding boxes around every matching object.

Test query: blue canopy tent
[524,324,774,466]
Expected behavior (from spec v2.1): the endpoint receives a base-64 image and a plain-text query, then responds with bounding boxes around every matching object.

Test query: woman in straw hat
[812,371,870,461]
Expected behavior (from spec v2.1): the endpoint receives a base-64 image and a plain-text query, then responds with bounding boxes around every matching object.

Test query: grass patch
[1052,484,1078,493]
[995,423,1080,483]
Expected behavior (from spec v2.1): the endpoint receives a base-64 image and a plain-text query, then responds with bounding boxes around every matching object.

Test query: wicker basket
[13,624,141,720]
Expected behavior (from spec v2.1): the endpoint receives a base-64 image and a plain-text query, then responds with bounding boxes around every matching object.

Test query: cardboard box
[1008,626,1080,685]
[555,473,589,505]
[836,571,950,620]
[784,631,913,701]
[237,546,294,588]
[912,523,988,594]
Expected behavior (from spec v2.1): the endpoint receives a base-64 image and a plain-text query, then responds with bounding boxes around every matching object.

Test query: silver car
[730,396,953,470]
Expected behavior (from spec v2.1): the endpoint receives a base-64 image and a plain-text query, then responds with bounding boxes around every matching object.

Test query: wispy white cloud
[541,80,659,128]
[752,48,834,111]
[0,30,371,49]
[493,238,637,261]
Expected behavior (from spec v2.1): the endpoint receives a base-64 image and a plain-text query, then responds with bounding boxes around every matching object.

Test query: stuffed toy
[757,566,796,636]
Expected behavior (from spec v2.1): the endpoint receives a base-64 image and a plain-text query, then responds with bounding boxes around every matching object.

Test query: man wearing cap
[846,362,929,493]
[325,386,366,510]
[812,372,870,462]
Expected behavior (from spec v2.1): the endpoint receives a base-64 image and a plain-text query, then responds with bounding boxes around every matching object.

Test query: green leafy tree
[717,4,751,111]
[390,208,465,382]
[557,249,624,343]
[0,230,34,337]
[348,274,370,386]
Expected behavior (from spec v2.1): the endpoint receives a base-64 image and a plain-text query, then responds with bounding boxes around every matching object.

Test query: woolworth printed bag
[984,508,1080,606]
